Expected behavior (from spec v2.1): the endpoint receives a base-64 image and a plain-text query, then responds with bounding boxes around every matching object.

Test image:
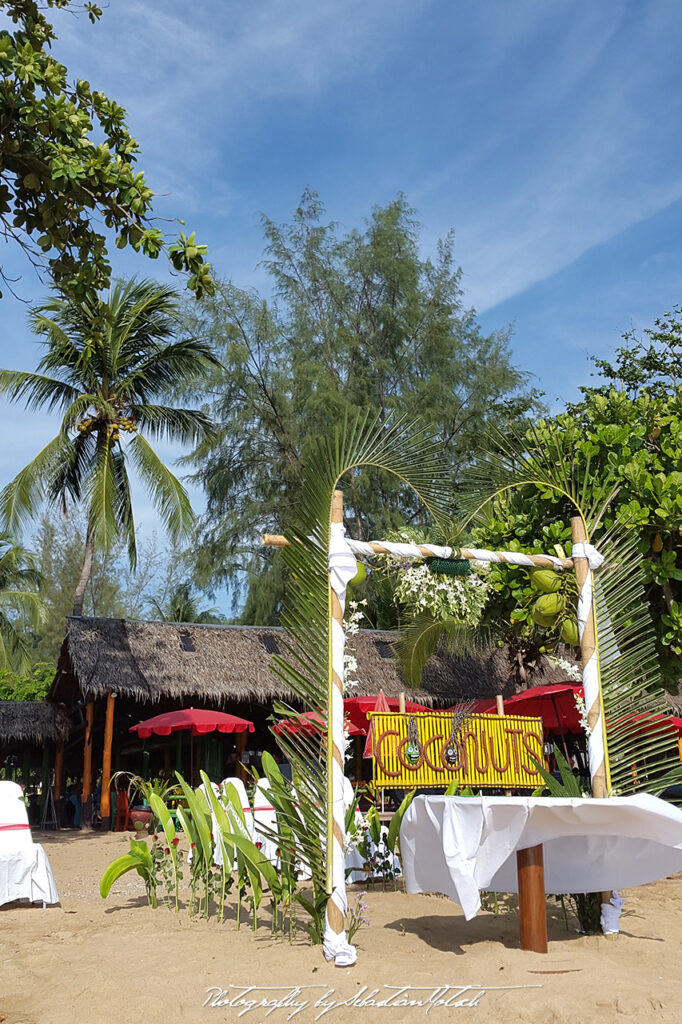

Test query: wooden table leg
[517,843,548,953]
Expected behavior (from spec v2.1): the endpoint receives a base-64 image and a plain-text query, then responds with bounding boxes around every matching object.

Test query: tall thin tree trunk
[73,526,95,616]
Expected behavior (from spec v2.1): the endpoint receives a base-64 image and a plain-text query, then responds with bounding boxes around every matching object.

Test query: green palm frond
[459,420,619,534]
[0,370,80,414]
[394,615,492,689]
[268,411,451,892]
[131,404,216,445]
[457,423,682,801]
[126,434,194,542]
[596,529,682,798]
[86,432,119,552]
[0,433,72,533]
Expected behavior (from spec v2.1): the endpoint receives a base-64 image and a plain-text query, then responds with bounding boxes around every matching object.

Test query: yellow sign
[370,712,545,790]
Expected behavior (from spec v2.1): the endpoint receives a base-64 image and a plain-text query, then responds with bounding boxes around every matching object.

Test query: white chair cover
[252,778,279,865]
[0,781,59,907]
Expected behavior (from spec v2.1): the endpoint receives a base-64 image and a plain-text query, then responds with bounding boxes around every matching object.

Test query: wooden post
[53,742,64,801]
[398,692,406,714]
[571,516,613,924]
[517,844,548,953]
[326,488,347,940]
[100,691,115,831]
[571,516,608,798]
[236,730,247,783]
[82,700,94,827]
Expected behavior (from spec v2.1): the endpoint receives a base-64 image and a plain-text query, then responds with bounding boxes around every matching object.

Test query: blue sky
[1,0,681,567]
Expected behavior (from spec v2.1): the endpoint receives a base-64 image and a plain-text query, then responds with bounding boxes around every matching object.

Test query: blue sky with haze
[1,0,681,549]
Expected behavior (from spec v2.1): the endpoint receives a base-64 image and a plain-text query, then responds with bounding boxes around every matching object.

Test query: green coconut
[348,561,366,588]
[530,569,563,593]
[560,618,580,646]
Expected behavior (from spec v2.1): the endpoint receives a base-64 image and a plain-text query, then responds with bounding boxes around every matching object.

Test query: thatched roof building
[50,616,573,707]
[0,700,70,744]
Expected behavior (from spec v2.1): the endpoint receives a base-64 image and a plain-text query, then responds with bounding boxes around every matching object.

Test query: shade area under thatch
[0,700,71,744]
[49,616,576,708]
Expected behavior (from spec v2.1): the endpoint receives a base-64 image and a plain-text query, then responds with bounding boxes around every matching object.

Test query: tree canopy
[181,192,540,618]
[470,321,682,689]
[0,0,213,300]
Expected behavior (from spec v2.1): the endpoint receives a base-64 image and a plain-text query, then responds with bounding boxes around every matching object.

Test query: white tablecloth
[400,794,682,920]
[0,845,60,907]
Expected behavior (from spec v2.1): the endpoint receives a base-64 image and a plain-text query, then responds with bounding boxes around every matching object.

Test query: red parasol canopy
[344,693,431,736]
[496,683,584,736]
[273,709,364,737]
[129,707,255,739]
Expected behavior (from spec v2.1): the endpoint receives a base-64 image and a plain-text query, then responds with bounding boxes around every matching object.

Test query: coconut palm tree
[0,278,218,614]
[0,532,43,671]
[148,583,224,624]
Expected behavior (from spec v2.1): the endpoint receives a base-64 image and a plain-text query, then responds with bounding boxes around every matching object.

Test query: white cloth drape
[400,794,682,921]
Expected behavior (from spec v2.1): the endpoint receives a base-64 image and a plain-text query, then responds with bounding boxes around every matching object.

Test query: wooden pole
[53,742,64,801]
[517,844,548,953]
[236,730,247,783]
[262,534,574,569]
[82,700,94,827]
[326,488,346,939]
[100,691,115,831]
[570,516,608,798]
[398,692,406,714]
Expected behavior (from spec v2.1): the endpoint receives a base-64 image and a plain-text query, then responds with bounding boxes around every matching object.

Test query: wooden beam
[100,691,116,831]
[517,844,548,953]
[262,533,574,569]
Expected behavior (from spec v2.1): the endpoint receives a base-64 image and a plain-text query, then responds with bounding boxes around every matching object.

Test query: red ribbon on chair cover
[0,823,31,831]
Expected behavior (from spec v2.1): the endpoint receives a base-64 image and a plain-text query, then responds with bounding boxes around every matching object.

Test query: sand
[2,831,682,1024]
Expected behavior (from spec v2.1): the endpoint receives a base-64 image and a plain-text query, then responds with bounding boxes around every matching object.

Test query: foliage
[147,583,225,624]
[470,317,682,686]
[0,278,217,612]
[0,0,213,301]
[0,531,42,670]
[458,419,682,799]
[99,837,157,907]
[0,659,52,699]
[179,192,539,614]
[28,512,178,661]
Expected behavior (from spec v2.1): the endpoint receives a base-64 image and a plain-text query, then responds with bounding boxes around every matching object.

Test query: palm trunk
[73,526,95,616]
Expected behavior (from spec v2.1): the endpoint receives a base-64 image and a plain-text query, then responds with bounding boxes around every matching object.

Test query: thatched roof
[665,690,682,717]
[0,701,71,744]
[50,617,575,708]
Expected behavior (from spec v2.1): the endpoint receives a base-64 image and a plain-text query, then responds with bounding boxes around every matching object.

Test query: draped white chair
[0,781,59,907]
[251,778,279,865]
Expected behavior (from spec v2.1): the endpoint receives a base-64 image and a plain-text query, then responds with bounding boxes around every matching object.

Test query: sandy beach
[2,831,681,1024]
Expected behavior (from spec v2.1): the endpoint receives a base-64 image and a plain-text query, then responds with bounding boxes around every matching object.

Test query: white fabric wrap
[324,523,358,967]
[600,890,625,935]
[573,542,606,786]
[462,548,566,568]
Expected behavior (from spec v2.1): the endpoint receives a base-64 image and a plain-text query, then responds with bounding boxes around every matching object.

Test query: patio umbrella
[344,693,431,738]
[273,709,364,737]
[129,707,255,784]
[497,683,584,765]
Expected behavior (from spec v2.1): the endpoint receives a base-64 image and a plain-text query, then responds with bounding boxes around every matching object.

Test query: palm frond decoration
[393,615,492,689]
[267,411,451,940]
[457,420,682,801]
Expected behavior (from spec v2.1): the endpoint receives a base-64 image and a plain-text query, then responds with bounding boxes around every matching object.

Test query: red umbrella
[130,708,254,738]
[344,693,431,736]
[499,683,584,735]
[444,698,498,715]
[273,709,364,737]
[130,708,254,785]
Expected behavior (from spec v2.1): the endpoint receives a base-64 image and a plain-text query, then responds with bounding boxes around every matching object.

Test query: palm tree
[148,583,224,624]
[0,532,43,671]
[0,278,218,614]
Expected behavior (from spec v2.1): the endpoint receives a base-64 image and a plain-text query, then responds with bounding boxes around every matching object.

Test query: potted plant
[111,772,180,833]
